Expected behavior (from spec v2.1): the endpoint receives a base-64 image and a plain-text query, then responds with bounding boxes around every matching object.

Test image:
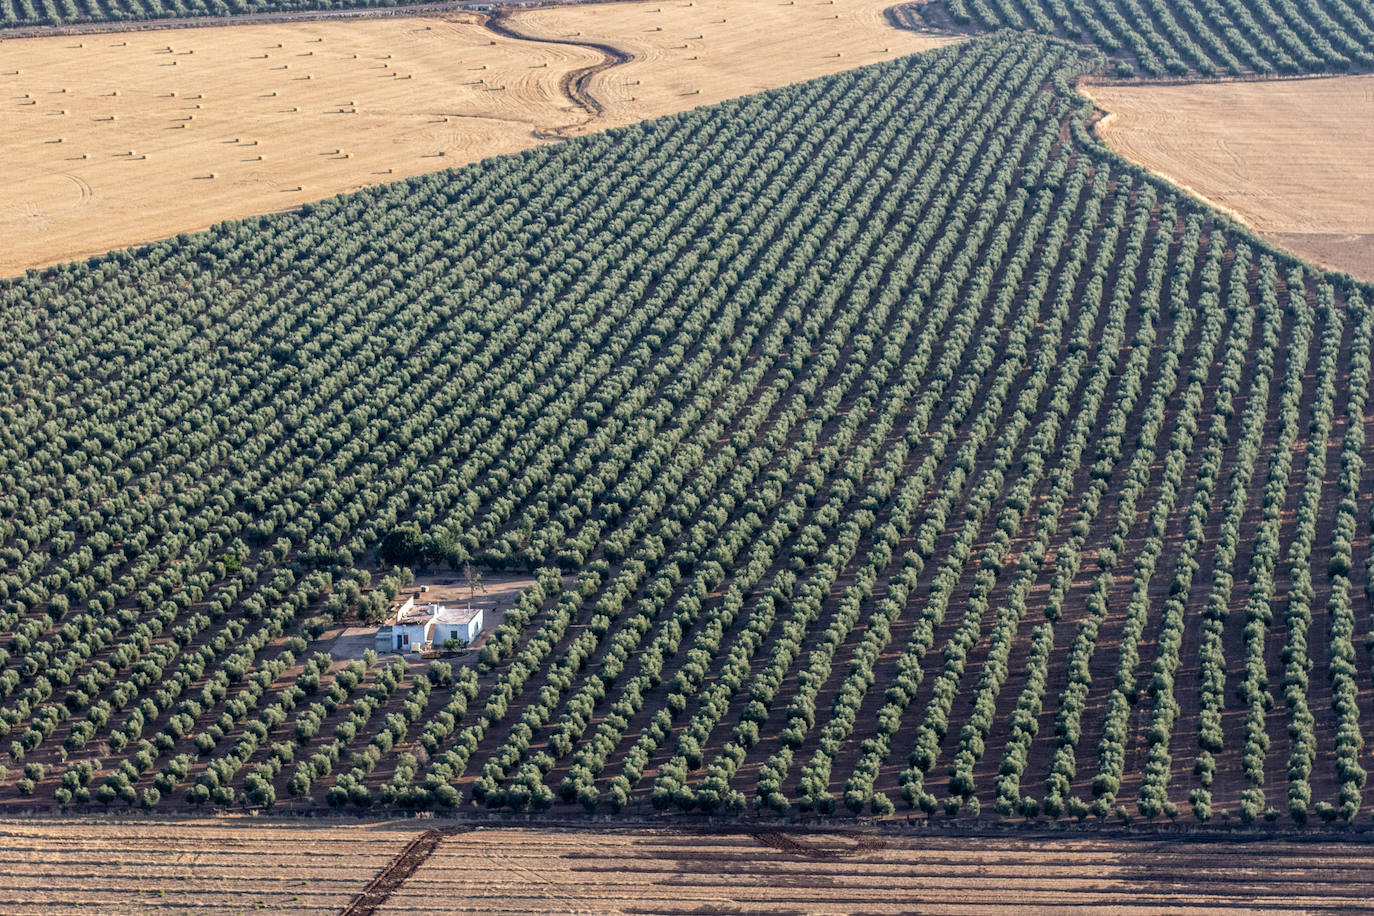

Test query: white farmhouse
[381,599,482,653]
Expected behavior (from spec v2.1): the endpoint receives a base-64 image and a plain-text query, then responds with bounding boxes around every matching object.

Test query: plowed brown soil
[378,827,1374,914]
[0,818,416,914]
[5,819,1371,914]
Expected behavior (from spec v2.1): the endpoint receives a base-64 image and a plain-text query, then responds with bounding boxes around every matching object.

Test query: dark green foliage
[936,0,1374,76]
[0,35,1367,826]
[1,0,404,29]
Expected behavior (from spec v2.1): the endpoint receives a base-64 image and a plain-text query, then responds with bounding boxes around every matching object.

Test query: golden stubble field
[1085,75,1374,281]
[0,0,954,277]
[503,0,957,131]
[0,16,602,277]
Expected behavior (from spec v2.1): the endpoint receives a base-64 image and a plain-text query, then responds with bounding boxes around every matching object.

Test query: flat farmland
[0,0,953,277]
[0,15,602,277]
[1085,75,1374,280]
[4,35,1374,832]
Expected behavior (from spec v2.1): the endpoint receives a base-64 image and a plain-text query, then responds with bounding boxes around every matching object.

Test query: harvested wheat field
[0,817,416,913]
[0,0,953,277]
[1085,75,1374,280]
[0,16,602,277]
[502,0,958,129]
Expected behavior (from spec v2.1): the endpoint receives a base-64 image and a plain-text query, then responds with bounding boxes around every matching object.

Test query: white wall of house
[393,622,430,651]
[433,609,482,645]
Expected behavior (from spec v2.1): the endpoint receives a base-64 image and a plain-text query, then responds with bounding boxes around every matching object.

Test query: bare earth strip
[378,827,1374,915]
[3,819,1373,915]
[0,0,954,277]
[0,818,418,914]
[1084,75,1374,281]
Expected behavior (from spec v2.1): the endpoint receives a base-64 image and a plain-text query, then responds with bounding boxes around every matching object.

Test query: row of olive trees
[1136,243,1256,820]
[1189,248,1281,822]
[943,0,1374,76]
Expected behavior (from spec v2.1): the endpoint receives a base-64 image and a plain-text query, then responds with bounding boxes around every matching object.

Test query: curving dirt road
[482,9,630,128]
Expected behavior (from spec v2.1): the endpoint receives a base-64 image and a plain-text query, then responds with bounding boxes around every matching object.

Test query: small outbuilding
[374,624,395,653]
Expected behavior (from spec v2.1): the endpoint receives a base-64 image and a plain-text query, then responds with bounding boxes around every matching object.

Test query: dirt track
[343,826,470,916]
[482,9,631,124]
[502,0,958,133]
[1084,74,1374,280]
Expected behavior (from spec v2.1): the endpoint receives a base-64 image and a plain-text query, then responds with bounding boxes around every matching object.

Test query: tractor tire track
[340,826,470,916]
[752,830,888,858]
[5,2,632,141]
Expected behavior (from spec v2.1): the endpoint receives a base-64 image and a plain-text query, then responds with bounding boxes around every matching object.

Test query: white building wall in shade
[392,622,430,651]
[433,608,482,645]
